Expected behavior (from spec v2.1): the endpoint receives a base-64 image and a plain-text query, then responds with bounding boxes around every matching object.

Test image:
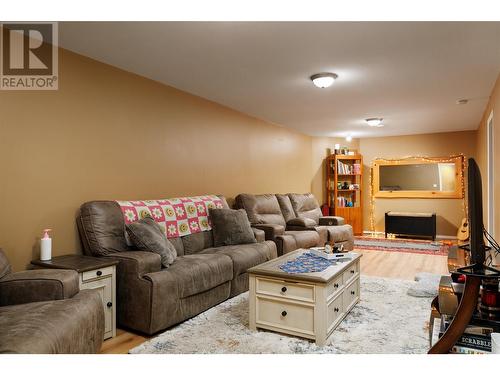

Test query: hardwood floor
[101,249,448,354]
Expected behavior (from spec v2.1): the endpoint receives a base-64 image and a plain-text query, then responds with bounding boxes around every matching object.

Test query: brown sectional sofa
[0,249,104,354]
[236,193,354,254]
[77,197,277,335]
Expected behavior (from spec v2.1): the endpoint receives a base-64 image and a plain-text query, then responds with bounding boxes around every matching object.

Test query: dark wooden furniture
[32,254,118,273]
[385,211,436,240]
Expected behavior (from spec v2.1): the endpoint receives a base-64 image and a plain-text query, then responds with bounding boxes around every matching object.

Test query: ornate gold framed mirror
[372,155,464,199]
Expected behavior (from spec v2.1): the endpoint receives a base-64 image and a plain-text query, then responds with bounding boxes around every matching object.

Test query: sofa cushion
[0,249,11,280]
[0,289,104,354]
[287,217,317,227]
[181,231,214,255]
[167,237,185,257]
[235,194,286,226]
[284,230,320,249]
[143,253,233,298]
[325,225,354,243]
[79,201,130,256]
[0,269,79,307]
[200,242,277,278]
[209,208,256,247]
[288,193,323,224]
[276,194,296,222]
[126,216,177,268]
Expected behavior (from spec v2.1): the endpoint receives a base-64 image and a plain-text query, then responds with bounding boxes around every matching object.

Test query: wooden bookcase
[326,154,363,235]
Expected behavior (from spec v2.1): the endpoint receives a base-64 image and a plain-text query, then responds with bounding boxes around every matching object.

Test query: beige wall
[475,74,500,256]
[359,131,476,236]
[0,48,313,271]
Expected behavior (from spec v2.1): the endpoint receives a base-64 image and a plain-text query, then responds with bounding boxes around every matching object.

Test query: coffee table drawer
[326,274,343,299]
[344,278,360,312]
[343,261,359,284]
[256,277,314,303]
[327,292,344,332]
[256,297,314,335]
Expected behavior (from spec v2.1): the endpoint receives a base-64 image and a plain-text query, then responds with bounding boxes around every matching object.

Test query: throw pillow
[126,216,177,268]
[209,208,257,247]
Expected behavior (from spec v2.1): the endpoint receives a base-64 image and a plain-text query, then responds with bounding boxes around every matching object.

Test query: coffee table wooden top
[248,249,362,283]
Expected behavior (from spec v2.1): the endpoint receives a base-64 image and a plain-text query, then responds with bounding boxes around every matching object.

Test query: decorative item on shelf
[349,184,360,190]
[321,204,329,216]
[368,154,466,232]
[337,182,343,190]
[334,144,340,155]
[342,181,349,190]
[348,151,355,155]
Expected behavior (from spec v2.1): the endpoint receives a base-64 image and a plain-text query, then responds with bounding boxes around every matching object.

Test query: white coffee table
[248,249,362,346]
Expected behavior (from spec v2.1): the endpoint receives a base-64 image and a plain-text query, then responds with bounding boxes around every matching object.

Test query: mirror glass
[379,163,457,192]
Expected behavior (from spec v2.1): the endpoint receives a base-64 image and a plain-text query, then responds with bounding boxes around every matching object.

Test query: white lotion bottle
[40,229,52,261]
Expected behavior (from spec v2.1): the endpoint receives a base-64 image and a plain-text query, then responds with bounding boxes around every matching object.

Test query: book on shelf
[440,319,493,353]
[450,345,489,354]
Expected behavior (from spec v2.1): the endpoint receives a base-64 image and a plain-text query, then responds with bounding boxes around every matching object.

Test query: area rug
[354,236,449,256]
[129,275,434,354]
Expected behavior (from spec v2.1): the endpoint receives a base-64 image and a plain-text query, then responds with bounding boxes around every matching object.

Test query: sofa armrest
[0,269,79,306]
[287,217,317,228]
[252,224,285,241]
[252,227,266,243]
[319,216,345,226]
[103,251,161,277]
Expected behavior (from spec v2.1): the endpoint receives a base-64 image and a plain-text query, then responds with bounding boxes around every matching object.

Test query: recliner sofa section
[235,193,320,255]
[280,193,354,250]
[77,196,277,335]
[0,249,104,354]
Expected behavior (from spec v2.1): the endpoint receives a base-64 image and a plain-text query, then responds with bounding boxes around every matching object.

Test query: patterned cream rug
[130,275,435,354]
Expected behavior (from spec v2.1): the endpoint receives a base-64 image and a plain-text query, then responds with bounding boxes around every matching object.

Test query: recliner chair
[0,249,104,354]
[235,193,320,255]
[282,193,354,250]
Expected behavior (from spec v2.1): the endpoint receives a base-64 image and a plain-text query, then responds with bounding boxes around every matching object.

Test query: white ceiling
[59,22,500,138]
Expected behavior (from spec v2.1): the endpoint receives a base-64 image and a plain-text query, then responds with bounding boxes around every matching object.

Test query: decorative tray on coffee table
[309,246,351,260]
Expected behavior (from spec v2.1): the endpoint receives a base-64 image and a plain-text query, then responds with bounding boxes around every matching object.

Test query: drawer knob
[350,270,355,274]
[281,310,287,317]
[281,286,287,293]
[334,283,339,288]
[107,302,112,308]
[96,270,102,276]
[334,307,339,312]
[351,291,355,295]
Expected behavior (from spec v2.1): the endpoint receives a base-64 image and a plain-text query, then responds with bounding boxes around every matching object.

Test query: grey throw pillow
[209,208,257,247]
[126,216,177,268]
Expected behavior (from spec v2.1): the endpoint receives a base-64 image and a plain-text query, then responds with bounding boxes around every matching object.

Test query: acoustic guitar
[456,218,469,242]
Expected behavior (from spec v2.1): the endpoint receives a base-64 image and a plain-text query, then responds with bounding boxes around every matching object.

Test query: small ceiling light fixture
[365,118,384,127]
[345,135,353,142]
[456,99,469,105]
[310,72,338,88]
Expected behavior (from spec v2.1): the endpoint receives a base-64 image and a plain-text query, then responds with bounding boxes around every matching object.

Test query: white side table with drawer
[31,255,119,340]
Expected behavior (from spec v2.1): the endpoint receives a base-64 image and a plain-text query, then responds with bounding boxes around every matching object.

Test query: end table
[32,255,118,339]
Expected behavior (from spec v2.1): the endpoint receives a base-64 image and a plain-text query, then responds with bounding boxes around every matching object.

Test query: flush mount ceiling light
[365,118,384,127]
[310,73,338,88]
